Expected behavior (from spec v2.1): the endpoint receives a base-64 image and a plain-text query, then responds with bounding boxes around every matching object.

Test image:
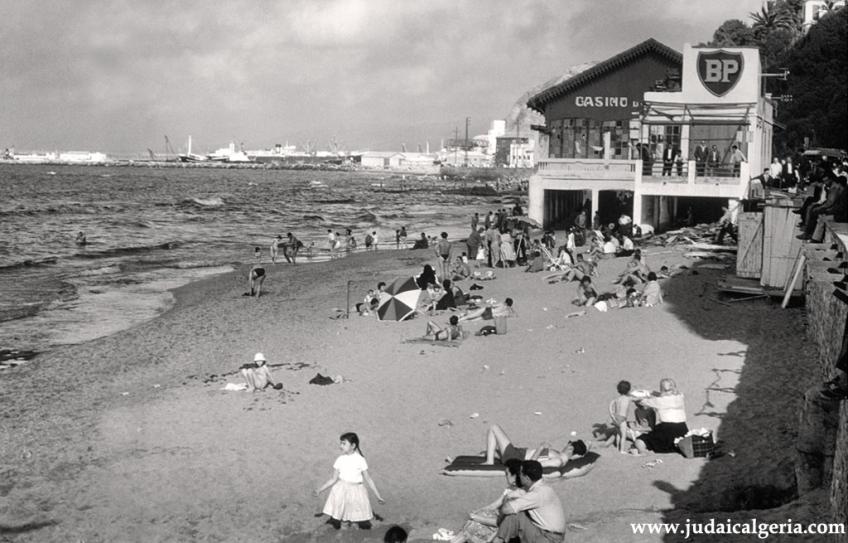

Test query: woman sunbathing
[482,424,587,469]
[458,298,515,322]
[424,315,464,341]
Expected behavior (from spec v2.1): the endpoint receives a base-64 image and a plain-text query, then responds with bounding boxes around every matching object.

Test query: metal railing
[536,158,637,180]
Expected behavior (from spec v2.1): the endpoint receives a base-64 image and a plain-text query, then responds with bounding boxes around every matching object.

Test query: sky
[0,0,768,155]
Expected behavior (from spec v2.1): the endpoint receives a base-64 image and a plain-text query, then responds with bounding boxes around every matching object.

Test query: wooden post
[782,252,806,309]
[345,280,352,319]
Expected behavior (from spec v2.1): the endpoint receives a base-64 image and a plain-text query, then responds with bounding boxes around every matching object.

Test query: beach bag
[677,431,715,458]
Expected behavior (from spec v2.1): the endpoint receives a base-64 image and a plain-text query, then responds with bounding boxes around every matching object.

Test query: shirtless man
[483,424,587,469]
[284,232,300,264]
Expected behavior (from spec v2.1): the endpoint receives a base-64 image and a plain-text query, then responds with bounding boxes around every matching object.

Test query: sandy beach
[0,241,829,542]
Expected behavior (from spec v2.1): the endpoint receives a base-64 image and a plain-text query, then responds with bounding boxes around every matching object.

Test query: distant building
[495,137,529,167]
[803,0,845,32]
[487,120,506,155]
[509,139,535,168]
[361,151,403,169]
[360,151,437,172]
[58,151,109,163]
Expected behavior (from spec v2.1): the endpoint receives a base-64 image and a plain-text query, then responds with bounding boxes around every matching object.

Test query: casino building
[527,39,776,232]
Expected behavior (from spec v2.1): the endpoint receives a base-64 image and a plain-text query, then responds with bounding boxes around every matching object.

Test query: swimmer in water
[75,231,87,246]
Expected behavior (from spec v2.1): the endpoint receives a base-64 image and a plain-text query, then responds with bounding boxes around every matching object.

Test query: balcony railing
[536,158,637,180]
[535,159,747,186]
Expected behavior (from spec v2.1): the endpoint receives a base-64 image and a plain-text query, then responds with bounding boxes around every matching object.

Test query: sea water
[0,164,511,366]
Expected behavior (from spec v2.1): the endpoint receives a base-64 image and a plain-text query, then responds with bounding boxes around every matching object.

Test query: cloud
[0,0,768,153]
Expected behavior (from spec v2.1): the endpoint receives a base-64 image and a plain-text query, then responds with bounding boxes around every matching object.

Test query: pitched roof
[526,38,682,113]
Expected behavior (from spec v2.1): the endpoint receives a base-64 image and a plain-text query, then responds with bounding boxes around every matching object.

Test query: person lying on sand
[482,424,587,469]
[458,298,515,322]
[423,315,464,342]
[240,352,283,392]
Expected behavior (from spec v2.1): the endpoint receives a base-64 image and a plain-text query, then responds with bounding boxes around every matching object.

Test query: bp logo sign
[697,50,744,97]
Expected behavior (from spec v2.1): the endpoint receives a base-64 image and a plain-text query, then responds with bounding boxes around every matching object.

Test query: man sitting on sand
[482,424,587,469]
[492,460,566,543]
[240,352,283,392]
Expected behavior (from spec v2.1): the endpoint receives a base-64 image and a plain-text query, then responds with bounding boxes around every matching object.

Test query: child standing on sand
[599,380,633,453]
[316,432,384,530]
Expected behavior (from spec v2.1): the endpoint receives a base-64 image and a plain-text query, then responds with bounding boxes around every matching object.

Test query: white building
[58,151,109,163]
[487,120,506,155]
[803,0,845,32]
[361,151,403,169]
[509,139,535,168]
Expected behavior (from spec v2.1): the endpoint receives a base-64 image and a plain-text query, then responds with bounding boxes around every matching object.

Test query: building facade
[527,39,776,232]
[526,39,682,228]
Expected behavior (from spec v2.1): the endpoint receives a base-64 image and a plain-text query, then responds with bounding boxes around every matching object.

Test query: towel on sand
[441,453,599,478]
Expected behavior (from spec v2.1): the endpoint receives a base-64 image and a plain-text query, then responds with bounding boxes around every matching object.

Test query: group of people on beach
[233,196,701,541]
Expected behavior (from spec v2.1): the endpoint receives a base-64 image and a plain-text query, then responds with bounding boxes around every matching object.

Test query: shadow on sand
[651,264,822,539]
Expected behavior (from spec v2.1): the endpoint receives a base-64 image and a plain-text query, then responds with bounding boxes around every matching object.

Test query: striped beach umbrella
[377,277,421,321]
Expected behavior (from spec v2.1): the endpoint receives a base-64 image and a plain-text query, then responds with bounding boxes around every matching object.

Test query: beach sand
[0,243,829,542]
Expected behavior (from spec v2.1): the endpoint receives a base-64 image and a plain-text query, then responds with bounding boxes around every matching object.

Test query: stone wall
[803,227,848,539]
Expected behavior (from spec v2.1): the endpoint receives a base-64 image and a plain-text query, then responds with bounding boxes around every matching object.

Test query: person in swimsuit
[482,424,588,469]
[248,247,266,298]
[423,315,463,341]
[285,232,300,264]
[240,352,283,391]
[75,231,87,246]
[270,235,282,264]
[434,232,452,280]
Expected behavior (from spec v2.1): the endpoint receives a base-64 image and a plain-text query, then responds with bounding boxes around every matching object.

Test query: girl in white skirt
[316,432,384,529]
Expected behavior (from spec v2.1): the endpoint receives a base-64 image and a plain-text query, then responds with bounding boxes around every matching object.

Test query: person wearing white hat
[240,352,282,392]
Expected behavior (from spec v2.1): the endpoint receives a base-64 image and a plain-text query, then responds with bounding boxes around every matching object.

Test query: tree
[775,9,847,150]
[709,19,756,47]
[750,1,796,40]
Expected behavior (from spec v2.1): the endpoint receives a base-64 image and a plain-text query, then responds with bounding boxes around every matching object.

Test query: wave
[353,211,378,223]
[74,241,181,259]
[315,198,355,204]
[0,203,126,217]
[178,196,225,208]
[77,265,122,277]
[172,260,236,270]
[0,256,58,271]
[106,218,154,229]
[303,215,325,221]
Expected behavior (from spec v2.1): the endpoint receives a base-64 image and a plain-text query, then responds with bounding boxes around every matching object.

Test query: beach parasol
[377,277,421,321]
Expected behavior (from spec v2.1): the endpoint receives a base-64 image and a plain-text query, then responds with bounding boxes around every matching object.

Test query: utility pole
[454,127,458,166]
[464,117,470,167]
